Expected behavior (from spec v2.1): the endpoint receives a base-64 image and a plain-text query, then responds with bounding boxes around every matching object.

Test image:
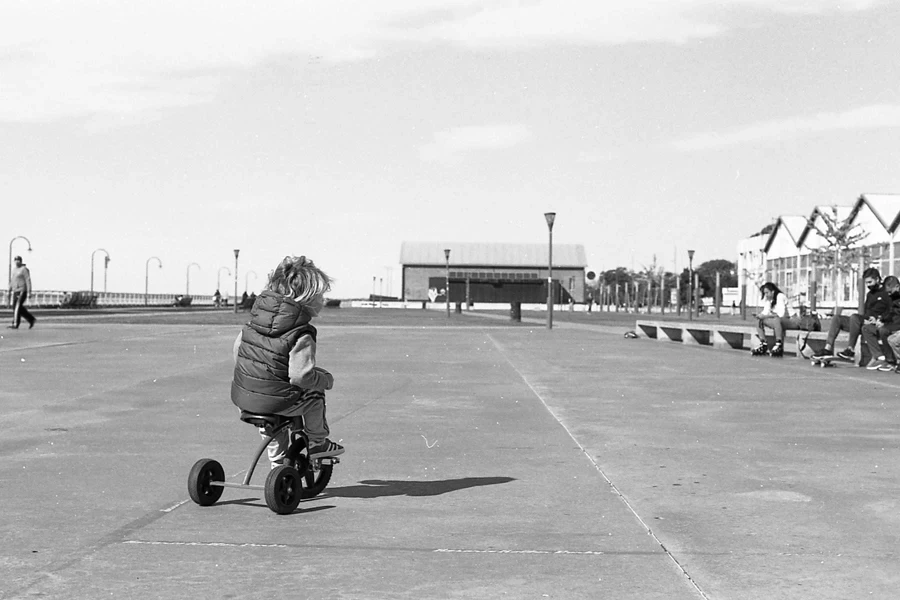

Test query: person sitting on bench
[752,282,799,357]
[812,267,891,363]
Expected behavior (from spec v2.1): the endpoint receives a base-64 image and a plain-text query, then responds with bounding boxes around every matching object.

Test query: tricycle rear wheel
[188,459,224,506]
[264,465,303,514]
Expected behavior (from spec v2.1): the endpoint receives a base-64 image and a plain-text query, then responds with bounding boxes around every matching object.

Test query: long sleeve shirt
[233,330,334,391]
[9,265,31,294]
[758,293,792,318]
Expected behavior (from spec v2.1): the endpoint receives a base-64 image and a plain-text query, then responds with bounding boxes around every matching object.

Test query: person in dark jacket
[813,267,891,362]
[866,276,900,370]
[231,255,343,467]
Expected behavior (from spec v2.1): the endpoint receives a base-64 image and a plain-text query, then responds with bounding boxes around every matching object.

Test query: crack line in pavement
[487,333,711,600]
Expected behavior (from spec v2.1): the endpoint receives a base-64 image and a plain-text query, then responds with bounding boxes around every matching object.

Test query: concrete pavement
[1,308,898,599]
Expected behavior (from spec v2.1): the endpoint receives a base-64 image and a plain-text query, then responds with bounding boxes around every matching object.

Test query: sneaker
[751,342,768,356]
[867,358,890,371]
[309,439,345,459]
[769,341,784,357]
[836,348,855,361]
[811,348,833,360]
[878,362,897,372]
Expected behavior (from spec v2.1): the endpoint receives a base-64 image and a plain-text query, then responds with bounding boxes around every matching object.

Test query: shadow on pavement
[215,497,337,514]
[325,476,516,499]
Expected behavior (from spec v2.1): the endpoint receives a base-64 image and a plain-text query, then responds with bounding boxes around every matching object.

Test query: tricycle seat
[239,411,290,429]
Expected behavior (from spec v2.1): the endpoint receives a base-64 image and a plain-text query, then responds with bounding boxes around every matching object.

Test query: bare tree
[805,206,868,311]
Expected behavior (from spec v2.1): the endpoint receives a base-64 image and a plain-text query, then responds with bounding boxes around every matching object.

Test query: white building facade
[737,194,900,311]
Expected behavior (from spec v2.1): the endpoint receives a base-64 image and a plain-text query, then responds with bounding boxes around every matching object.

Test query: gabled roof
[797,205,853,248]
[400,242,587,268]
[849,193,900,234]
[763,215,808,254]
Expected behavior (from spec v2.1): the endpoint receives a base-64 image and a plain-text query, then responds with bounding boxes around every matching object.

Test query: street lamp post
[233,249,240,313]
[90,249,110,301]
[103,255,110,292]
[145,257,162,305]
[688,250,695,322]
[544,212,556,330]
[8,236,32,304]
[444,248,451,318]
[186,263,200,296]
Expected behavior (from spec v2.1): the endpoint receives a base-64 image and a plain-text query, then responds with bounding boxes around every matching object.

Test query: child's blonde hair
[266,256,333,306]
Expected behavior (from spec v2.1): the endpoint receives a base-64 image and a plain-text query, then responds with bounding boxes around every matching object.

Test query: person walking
[8,255,36,329]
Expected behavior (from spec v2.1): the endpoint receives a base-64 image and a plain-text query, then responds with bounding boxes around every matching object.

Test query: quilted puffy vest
[231,290,318,414]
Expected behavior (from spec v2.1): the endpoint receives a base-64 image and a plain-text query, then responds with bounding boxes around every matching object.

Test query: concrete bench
[635,320,853,360]
[636,320,759,350]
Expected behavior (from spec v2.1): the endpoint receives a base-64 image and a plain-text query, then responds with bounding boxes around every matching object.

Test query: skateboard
[810,355,850,368]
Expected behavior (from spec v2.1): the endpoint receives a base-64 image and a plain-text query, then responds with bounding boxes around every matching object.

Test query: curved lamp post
[544,212,556,330]
[90,249,110,299]
[145,257,162,305]
[245,270,257,294]
[186,262,200,296]
[8,236,32,302]
[217,266,231,293]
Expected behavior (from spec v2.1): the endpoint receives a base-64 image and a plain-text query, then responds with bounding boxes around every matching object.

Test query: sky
[2,0,899,299]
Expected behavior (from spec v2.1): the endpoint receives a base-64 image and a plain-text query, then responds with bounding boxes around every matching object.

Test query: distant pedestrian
[8,255,36,329]
[214,289,222,307]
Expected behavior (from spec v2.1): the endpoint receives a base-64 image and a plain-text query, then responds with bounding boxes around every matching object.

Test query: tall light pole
[90,249,110,300]
[444,248,451,318]
[103,255,111,292]
[186,262,200,296]
[245,270,257,294]
[545,212,556,330]
[688,249,695,322]
[145,257,162,305]
[233,249,240,313]
[8,236,32,302]
[217,266,231,293]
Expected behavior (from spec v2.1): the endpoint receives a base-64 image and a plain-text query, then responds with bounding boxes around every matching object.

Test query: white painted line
[160,499,189,513]
[124,540,288,549]
[122,540,605,555]
[435,548,605,555]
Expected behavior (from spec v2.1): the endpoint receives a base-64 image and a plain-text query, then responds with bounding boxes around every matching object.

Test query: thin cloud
[0,0,887,122]
[671,104,900,151]
[420,124,532,162]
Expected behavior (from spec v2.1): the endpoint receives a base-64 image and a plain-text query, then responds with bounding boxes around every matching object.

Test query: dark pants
[825,313,861,350]
[11,291,35,328]
[866,322,900,362]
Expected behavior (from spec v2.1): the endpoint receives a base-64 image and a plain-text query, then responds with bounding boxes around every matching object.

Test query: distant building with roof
[738,193,900,310]
[399,242,588,304]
